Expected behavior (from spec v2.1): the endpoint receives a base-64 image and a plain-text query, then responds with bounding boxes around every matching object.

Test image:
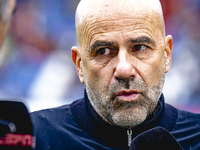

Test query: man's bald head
[75,0,165,47]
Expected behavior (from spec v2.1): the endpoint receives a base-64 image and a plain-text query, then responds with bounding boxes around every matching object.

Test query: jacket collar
[70,90,178,149]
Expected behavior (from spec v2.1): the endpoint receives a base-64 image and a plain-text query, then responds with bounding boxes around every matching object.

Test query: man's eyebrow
[90,41,116,51]
[128,36,156,46]
[89,37,156,51]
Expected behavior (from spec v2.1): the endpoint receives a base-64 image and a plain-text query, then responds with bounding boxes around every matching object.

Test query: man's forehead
[75,0,164,47]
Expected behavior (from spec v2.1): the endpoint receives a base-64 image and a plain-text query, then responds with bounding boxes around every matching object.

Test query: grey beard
[82,59,166,128]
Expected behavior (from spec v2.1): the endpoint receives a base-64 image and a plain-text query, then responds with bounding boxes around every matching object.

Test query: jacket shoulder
[30,104,80,149]
[31,104,71,124]
[30,99,108,150]
[171,109,200,150]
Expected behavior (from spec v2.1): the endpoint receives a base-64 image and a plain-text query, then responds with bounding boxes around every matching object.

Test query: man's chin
[110,106,148,128]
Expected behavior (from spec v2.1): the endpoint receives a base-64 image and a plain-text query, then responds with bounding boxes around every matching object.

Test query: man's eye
[96,48,114,55]
[133,45,148,51]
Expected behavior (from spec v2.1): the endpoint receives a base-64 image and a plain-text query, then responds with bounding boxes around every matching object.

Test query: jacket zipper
[127,128,132,147]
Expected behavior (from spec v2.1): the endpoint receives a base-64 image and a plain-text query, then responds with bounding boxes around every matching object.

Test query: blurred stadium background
[0,0,199,112]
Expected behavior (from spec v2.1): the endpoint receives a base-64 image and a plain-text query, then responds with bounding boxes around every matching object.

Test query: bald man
[31,0,200,149]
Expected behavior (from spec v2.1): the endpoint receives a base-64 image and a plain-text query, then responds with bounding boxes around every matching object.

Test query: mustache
[109,77,148,100]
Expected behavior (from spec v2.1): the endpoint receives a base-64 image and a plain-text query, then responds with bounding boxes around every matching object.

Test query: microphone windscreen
[0,100,34,149]
[130,127,183,150]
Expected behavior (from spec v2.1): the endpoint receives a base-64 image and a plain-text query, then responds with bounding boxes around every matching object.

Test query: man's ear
[165,35,173,73]
[71,46,84,84]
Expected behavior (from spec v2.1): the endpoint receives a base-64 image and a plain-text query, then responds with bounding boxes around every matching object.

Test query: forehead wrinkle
[82,17,158,49]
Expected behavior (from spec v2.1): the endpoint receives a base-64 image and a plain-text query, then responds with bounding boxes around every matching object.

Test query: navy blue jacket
[31,92,200,150]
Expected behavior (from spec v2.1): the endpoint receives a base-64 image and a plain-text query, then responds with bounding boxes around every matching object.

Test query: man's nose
[114,50,137,80]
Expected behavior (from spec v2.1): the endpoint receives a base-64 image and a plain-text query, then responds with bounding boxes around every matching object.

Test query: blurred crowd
[161,0,200,112]
[0,0,199,112]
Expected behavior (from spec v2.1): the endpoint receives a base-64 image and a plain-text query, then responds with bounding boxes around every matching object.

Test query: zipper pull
[127,129,132,147]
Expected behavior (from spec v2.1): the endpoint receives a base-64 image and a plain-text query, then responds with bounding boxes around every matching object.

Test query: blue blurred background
[0,0,199,112]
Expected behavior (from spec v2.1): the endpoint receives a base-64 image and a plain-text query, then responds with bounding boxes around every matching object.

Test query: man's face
[72,0,172,128]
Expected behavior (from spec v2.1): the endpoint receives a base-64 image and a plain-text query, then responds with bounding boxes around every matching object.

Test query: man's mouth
[117,90,139,102]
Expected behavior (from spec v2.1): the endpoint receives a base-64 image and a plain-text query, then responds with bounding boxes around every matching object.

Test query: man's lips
[117,90,139,102]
